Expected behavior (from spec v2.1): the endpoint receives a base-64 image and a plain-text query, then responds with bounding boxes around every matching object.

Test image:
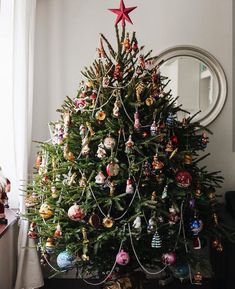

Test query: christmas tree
[25,1,228,287]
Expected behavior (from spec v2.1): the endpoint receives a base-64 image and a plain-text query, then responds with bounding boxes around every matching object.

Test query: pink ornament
[162,252,176,265]
[175,170,192,188]
[116,250,130,265]
[68,204,85,221]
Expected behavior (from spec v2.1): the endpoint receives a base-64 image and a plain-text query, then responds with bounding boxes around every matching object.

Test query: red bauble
[162,252,176,265]
[171,135,178,145]
[68,204,85,221]
[175,170,192,188]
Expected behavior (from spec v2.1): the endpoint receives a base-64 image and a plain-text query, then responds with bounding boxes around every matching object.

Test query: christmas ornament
[86,122,95,136]
[79,124,86,139]
[195,185,202,198]
[104,136,116,150]
[171,135,178,146]
[73,97,87,109]
[45,237,55,254]
[134,111,141,129]
[57,251,76,270]
[116,250,130,265]
[97,37,105,58]
[109,0,137,27]
[81,136,90,155]
[106,161,119,176]
[161,185,168,199]
[25,193,38,208]
[135,82,145,103]
[168,206,180,225]
[174,264,189,280]
[193,271,202,285]
[95,171,106,185]
[166,113,174,126]
[88,213,100,228]
[212,239,223,252]
[147,217,157,233]
[189,198,196,208]
[175,170,192,188]
[151,191,157,201]
[151,230,162,249]
[113,99,121,117]
[150,121,157,136]
[54,223,62,237]
[126,177,134,194]
[143,161,151,180]
[28,222,38,239]
[132,39,138,52]
[82,228,89,261]
[109,182,116,197]
[139,55,145,69]
[95,110,106,121]
[114,63,122,80]
[96,142,107,159]
[125,135,134,154]
[162,252,176,265]
[152,154,164,171]
[40,252,50,266]
[183,152,193,165]
[51,186,58,198]
[35,153,42,170]
[39,203,53,219]
[132,216,142,233]
[102,76,110,88]
[103,215,114,228]
[123,32,131,52]
[145,97,154,106]
[90,91,97,107]
[165,140,174,153]
[189,218,203,235]
[68,204,85,221]
[79,174,87,188]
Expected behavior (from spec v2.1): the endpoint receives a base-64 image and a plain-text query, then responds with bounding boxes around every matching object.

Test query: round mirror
[156,46,227,126]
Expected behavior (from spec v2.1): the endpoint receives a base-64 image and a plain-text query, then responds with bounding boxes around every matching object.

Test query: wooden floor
[42,278,221,289]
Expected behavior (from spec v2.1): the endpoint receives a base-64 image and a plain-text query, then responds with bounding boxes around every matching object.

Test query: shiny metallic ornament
[103,215,114,228]
[106,161,119,176]
[88,213,100,228]
[95,110,106,121]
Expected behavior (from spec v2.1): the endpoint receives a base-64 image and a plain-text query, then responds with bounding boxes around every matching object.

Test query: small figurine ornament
[152,154,164,171]
[134,111,141,130]
[147,217,157,233]
[54,223,62,237]
[123,32,131,52]
[79,124,86,139]
[45,237,55,254]
[28,222,38,239]
[150,121,157,136]
[168,206,180,225]
[81,136,90,155]
[96,142,107,159]
[95,171,106,185]
[79,174,87,188]
[63,111,71,127]
[162,252,176,265]
[126,177,134,194]
[113,99,121,117]
[125,135,134,154]
[102,76,110,88]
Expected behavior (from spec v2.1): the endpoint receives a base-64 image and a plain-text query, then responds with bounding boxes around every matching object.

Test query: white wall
[33,0,233,196]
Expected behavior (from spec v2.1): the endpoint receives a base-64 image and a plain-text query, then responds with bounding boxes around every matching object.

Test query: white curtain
[13,1,44,288]
[0,0,44,288]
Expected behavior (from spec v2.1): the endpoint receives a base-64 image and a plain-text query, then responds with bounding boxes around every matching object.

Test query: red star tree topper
[109,0,137,27]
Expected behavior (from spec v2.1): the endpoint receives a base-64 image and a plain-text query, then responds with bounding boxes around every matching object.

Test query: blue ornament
[166,113,174,126]
[57,251,76,270]
[189,218,203,235]
[174,263,189,280]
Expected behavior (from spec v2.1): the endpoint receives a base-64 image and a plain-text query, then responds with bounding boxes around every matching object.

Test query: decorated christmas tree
[25,1,228,287]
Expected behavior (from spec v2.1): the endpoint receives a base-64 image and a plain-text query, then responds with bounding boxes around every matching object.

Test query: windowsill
[0,208,18,239]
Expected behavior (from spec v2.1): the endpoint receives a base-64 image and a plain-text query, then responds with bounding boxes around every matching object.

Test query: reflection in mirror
[156,46,227,127]
[160,56,218,121]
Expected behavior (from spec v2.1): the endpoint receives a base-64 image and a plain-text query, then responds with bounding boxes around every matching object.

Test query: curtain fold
[12,1,44,288]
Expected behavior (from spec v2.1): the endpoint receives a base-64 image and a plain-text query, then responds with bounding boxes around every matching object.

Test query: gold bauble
[39,203,53,219]
[183,153,192,165]
[102,216,114,228]
[95,110,106,121]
